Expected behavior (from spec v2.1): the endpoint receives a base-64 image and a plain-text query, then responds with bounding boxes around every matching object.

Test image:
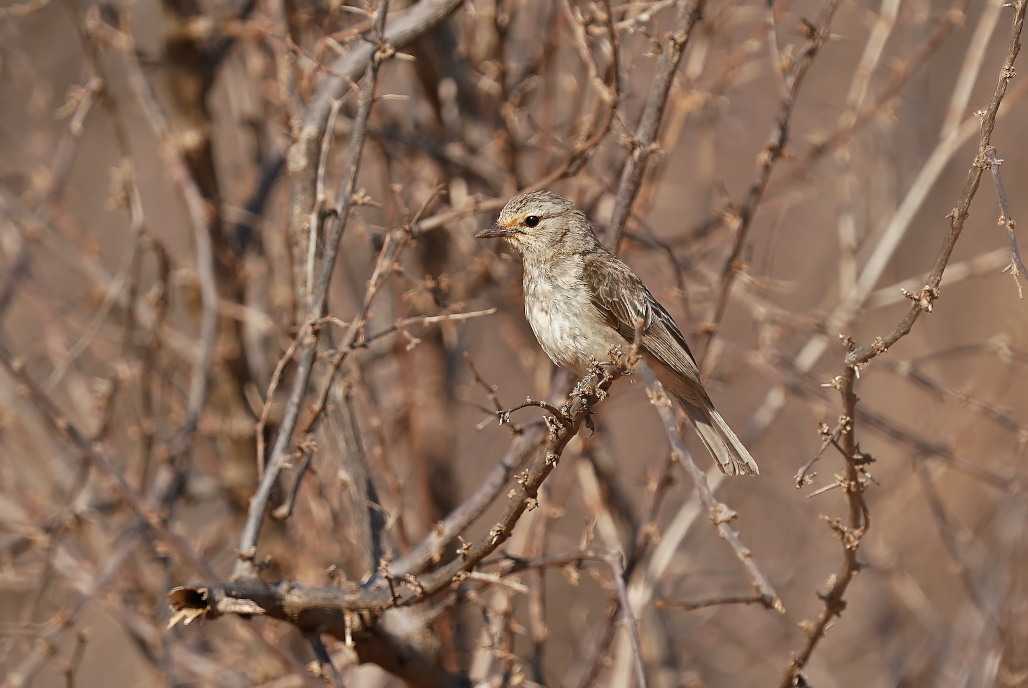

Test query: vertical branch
[234,1,392,577]
[782,4,1027,681]
[602,0,705,253]
[699,0,843,362]
[286,0,465,309]
[605,552,647,688]
[986,148,1028,297]
[119,50,221,457]
[780,364,869,686]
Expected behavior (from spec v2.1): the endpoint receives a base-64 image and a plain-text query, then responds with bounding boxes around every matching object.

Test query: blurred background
[1,0,1027,686]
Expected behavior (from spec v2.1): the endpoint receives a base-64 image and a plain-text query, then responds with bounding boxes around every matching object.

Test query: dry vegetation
[1,0,1028,686]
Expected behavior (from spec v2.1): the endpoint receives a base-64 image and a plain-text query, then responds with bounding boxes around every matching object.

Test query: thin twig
[465,351,523,434]
[656,593,773,611]
[781,6,1027,682]
[796,424,842,487]
[743,61,1028,479]
[844,2,1026,372]
[172,367,619,599]
[604,552,647,688]
[234,0,393,577]
[986,147,1028,298]
[767,0,973,196]
[699,0,844,362]
[603,0,706,252]
[497,399,567,427]
[0,346,214,578]
[637,363,783,613]
[109,23,220,460]
[255,328,304,479]
[942,0,1004,139]
[270,442,314,521]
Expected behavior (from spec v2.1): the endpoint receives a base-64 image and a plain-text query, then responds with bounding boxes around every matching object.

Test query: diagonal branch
[844,0,1026,371]
[169,369,622,683]
[234,1,393,578]
[637,363,783,612]
[699,0,843,362]
[986,147,1028,297]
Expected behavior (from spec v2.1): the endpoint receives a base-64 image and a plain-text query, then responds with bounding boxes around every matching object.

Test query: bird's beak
[475,223,517,239]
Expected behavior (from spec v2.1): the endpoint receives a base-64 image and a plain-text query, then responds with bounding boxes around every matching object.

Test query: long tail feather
[678,397,759,476]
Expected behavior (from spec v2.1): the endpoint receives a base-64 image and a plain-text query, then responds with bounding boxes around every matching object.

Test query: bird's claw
[583,404,596,438]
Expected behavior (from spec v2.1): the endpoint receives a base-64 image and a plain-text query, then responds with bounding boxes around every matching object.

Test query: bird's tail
[678,396,759,476]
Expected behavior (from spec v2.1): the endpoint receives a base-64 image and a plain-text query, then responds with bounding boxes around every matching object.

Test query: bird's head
[476,190,595,258]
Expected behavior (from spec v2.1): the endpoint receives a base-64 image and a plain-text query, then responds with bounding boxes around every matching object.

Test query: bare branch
[637,363,783,613]
[700,0,844,361]
[235,1,394,577]
[603,0,705,252]
[986,148,1028,297]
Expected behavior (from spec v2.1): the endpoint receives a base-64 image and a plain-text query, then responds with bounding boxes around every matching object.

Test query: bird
[476,190,758,476]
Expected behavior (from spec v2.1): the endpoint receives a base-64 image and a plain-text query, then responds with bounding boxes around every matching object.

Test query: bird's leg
[570,360,627,438]
[597,361,624,383]
[587,359,627,399]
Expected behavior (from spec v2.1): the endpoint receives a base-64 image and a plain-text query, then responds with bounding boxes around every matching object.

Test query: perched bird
[476,190,758,476]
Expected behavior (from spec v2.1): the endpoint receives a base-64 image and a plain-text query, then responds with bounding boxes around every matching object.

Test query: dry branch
[781,3,1027,683]
[602,0,705,252]
[3,0,1027,684]
[637,363,783,613]
[234,1,394,577]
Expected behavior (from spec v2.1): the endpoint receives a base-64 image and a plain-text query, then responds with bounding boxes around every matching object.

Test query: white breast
[522,256,625,375]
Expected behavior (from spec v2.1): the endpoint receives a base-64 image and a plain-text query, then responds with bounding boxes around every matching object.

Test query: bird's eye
[524,215,541,228]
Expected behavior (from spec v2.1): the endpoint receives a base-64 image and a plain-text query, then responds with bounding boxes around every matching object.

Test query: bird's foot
[581,398,597,438]
[583,361,627,400]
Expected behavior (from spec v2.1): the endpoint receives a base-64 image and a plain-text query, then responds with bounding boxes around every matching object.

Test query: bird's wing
[581,252,707,395]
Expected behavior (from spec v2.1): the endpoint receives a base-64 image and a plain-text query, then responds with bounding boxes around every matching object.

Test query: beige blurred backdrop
[1,0,1027,686]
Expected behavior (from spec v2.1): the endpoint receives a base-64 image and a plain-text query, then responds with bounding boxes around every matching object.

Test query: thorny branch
[637,363,783,613]
[4,0,1027,685]
[845,1,1025,371]
[603,0,705,252]
[766,0,973,196]
[168,368,624,622]
[234,1,393,577]
[986,147,1028,297]
[782,2,1027,683]
[700,0,844,360]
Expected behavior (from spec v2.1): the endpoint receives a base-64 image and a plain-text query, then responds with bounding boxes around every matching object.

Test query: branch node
[456,536,471,560]
[403,574,425,599]
[450,570,470,589]
[708,502,738,526]
[900,285,939,312]
[821,375,843,390]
